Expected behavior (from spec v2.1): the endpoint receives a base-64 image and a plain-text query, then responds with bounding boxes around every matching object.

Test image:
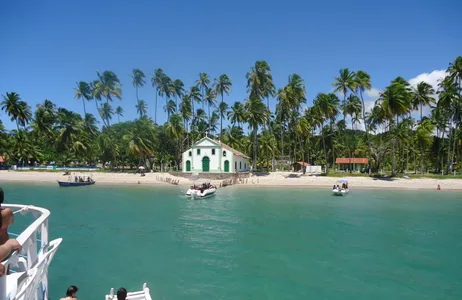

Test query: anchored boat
[332,179,349,196]
[57,180,95,187]
[57,175,95,187]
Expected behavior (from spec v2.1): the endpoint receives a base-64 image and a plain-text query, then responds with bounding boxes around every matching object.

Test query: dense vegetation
[1,57,461,175]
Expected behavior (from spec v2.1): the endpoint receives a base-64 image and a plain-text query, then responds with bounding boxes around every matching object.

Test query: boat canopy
[336,179,348,183]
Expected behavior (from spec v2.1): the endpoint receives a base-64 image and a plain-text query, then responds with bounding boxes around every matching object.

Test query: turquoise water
[2,183,462,299]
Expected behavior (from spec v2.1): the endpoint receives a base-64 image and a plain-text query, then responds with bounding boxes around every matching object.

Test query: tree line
[0,56,461,175]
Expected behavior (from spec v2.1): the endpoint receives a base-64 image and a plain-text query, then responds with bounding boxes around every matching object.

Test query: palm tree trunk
[392,116,398,176]
[441,129,445,174]
[252,126,257,170]
[322,125,328,174]
[446,125,452,174]
[82,99,87,117]
[452,124,457,172]
[95,99,106,127]
[359,90,373,174]
[420,102,423,122]
[154,91,158,124]
[330,121,335,170]
[220,93,223,140]
[435,128,440,172]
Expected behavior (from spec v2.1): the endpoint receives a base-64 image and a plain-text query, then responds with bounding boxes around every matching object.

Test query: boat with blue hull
[57,180,95,187]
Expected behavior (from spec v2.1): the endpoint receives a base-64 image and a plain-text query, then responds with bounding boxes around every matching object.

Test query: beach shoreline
[1,170,461,191]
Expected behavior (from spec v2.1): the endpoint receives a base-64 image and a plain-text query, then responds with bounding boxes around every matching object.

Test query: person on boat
[60,285,79,300]
[0,239,22,277]
[117,287,127,300]
[0,188,14,245]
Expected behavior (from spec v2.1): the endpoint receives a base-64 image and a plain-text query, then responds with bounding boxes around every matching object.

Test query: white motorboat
[332,179,349,196]
[105,283,152,300]
[186,186,217,199]
[186,178,217,199]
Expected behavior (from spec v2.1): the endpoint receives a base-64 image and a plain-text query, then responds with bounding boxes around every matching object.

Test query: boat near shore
[57,180,95,187]
[186,179,217,199]
[332,179,349,196]
[57,174,95,187]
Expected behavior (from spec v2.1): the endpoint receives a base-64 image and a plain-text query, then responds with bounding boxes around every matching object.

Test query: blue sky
[1,0,461,130]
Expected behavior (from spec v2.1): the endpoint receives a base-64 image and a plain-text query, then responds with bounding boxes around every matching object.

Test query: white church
[182,135,250,173]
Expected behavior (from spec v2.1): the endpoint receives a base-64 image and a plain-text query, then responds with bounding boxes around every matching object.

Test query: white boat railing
[106,283,152,300]
[0,204,56,300]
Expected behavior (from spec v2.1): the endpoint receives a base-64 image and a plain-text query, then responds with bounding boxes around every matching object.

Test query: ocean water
[1,183,462,300]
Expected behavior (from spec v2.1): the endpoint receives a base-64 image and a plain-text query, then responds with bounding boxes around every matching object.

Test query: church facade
[182,136,250,173]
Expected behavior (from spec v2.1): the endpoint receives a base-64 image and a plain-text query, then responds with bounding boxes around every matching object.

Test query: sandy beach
[0,170,461,191]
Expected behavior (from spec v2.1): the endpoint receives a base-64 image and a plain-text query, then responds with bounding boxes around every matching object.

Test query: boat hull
[57,180,95,187]
[332,188,348,196]
[186,188,216,199]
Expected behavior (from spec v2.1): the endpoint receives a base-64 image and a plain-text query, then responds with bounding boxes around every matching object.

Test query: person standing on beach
[60,285,79,300]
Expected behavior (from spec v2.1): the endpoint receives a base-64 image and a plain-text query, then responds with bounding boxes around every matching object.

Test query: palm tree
[333,68,356,121]
[246,61,276,107]
[245,97,268,170]
[172,79,184,110]
[196,73,210,110]
[94,71,122,104]
[99,102,115,126]
[377,78,412,175]
[218,102,229,138]
[187,86,202,123]
[136,100,148,117]
[115,106,124,123]
[438,76,459,173]
[164,99,176,118]
[313,93,339,171]
[92,71,122,126]
[412,81,435,122]
[415,118,434,173]
[227,101,246,127]
[151,69,165,124]
[180,94,193,146]
[1,92,32,130]
[343,94,362,171]
[165,113,184,170]
[132,69,146,108]
[204,88,217,126]
[74,81,92,116]
[354,70,372,172]
[214,74,232,140]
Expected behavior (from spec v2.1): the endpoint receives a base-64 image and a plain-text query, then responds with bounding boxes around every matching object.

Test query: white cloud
[408,69,448,92]
[365,88,381,99]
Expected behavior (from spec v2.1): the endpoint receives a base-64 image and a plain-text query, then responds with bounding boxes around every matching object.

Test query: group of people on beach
[60,285,128,300]
[0,187,22,278]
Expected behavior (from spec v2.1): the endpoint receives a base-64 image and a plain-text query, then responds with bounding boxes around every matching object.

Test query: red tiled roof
[335,158,368,164]
[297,162,311,166]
